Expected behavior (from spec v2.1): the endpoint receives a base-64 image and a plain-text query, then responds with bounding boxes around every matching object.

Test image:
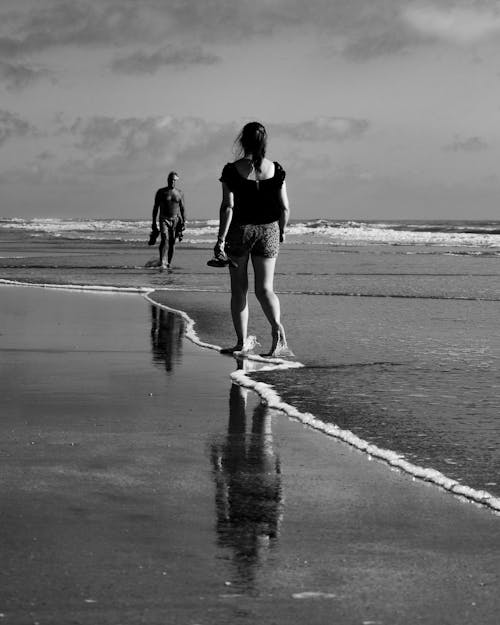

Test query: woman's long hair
[236,122,267,172]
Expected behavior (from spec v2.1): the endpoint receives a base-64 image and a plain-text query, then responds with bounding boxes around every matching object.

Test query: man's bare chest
[160,189,181,204]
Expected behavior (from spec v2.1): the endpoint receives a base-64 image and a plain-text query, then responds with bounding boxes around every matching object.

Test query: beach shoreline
[147,286,500,513]
[3,278,500,513]
[1,283,499,624]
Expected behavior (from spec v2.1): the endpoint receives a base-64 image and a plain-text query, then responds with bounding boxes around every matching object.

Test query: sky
[1,0,500,220]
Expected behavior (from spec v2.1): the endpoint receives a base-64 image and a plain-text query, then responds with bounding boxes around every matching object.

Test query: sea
[1,216,500,512]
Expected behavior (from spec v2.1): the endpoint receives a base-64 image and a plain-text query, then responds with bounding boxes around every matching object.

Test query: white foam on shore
[143,291,225,352]
[0,278,149,294]
[3,279,498,514]
[230,366,500,514]
[144,289,500,513]
[143,291,304,370]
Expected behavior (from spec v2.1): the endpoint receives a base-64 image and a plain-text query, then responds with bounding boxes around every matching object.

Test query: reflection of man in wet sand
[151,171,186,269]
[211,376,282,591]
[150,306,184,373]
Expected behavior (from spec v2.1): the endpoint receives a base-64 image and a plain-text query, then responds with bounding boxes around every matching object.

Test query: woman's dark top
[219,161,286,225]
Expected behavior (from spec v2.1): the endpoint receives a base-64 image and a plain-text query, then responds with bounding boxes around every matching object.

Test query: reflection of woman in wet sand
[211,379,282,589]
[150,306,184,372]
[215,122,291,356]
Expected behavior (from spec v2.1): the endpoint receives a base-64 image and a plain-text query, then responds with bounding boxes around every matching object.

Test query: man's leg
[167,226,176,267]
[159,233,167,266]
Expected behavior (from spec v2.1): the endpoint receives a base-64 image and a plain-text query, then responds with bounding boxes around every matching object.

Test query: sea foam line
[143,291,304,369]
[230,366,500,513]
[0,278,150,294]
[146,290,500,514]
[2,279,499,303]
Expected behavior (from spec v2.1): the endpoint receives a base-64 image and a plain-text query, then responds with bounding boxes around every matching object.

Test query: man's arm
[179,192,186,223]
[152,190,160,230]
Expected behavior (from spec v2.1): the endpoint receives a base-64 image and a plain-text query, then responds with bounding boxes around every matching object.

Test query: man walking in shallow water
[151,171,186,269]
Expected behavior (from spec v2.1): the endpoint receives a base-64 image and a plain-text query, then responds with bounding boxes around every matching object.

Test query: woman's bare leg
[252,255,287,356]
[222,253,250,352]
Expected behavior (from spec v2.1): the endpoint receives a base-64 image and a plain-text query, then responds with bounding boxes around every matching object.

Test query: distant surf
[2,217,500,252]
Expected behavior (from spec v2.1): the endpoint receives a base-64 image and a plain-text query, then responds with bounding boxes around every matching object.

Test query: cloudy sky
[1,0,499,220]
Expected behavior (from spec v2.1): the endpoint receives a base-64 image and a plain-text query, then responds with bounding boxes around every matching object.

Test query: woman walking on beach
[214,122,290,357]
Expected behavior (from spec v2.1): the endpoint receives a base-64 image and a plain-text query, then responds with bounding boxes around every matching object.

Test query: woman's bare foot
[220,335,258,355]
[264,325,292,357]
[220,344,244,354]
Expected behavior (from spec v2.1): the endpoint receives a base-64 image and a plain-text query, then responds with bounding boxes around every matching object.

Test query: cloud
[273,117,370,142]
[111,45,220,75]
[443,135,489,152]
[0,0,438,65]
[62,115,237,175]
[341,30,416,61]
[0,0,303,57]
[57,115,371,183]
[37,150,55,161]
[0,109,35,146]
[0,60,51,90]
[403,5,500,44]
[164,0,417,59]
[0,1,164,58]
[3,0,498,89]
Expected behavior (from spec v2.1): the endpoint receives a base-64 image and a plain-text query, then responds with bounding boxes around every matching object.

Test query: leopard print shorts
[226,221,280,258]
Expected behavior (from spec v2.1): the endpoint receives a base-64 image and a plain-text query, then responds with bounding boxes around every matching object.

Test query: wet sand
[0,285,499,625]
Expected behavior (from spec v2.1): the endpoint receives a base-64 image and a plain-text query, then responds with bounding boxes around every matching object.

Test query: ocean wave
[0,217,150,232]
[286,223,500,248]
[0,217,219,243]
[2,217,500,250]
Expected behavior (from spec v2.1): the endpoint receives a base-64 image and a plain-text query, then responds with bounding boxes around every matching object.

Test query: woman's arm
[215,182,234,254]
[278,181,290,242]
